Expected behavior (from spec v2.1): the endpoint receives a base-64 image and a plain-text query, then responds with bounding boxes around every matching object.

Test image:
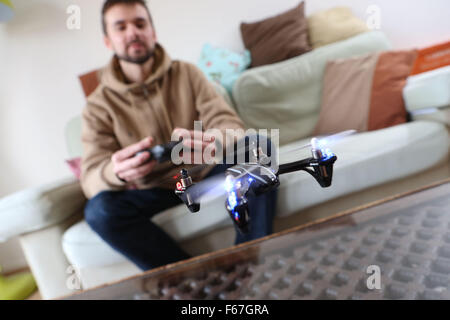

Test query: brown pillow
[240,2,311,68]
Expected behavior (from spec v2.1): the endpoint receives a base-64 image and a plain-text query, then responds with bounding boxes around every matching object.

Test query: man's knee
[84,191,119,234]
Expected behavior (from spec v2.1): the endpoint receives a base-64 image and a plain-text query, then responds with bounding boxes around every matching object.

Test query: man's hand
[172,128,217,164]
[112,137,157,182]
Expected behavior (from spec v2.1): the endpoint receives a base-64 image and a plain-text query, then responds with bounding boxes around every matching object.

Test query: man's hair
[101,0,153,35]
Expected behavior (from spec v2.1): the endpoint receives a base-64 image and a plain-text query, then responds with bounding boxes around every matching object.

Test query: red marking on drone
[176,182,183,191]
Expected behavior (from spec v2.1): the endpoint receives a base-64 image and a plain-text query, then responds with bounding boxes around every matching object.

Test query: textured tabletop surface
[66,180,450,300]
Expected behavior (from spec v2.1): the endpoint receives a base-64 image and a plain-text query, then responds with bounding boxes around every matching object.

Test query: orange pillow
[368,50,417,131]
[411,40,450,75]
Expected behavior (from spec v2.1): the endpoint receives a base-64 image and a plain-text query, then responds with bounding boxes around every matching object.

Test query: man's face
[104,3,157,64]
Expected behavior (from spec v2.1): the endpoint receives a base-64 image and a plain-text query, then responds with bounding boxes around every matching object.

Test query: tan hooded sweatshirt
[80,44,245,199]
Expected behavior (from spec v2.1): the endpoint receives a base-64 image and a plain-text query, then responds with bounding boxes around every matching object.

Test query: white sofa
[1,31,449,299]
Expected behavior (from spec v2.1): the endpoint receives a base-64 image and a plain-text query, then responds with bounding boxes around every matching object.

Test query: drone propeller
[162,137,271,185]
[179,162,268,205]
[160,138,261,181]
[182,173,228,204]
[282,130,357,154]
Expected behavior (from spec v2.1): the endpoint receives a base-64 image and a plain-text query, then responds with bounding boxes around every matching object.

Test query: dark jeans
[85,137,277,271]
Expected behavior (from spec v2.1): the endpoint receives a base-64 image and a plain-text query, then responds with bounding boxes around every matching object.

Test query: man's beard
[116,41,155,65]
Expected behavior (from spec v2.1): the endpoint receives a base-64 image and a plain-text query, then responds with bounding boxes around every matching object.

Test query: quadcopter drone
[169,130,356,234]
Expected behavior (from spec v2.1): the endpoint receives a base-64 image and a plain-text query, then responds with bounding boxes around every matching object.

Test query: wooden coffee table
[63,179,450,300]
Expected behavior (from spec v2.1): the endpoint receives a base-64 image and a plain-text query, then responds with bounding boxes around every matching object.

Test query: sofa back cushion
[368,50,417,131]
[312,53,380,135]
[197,43,251,96]
[313,50,417,136]
[79,69,102,97]
[231,31,391,145]
[65,70,102,159]
[308,7,369,49]
[411,40,450,75]
[240,1,311,68]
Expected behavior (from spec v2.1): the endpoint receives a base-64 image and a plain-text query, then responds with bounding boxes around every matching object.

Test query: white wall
[1,0,450,197]
[0,0,449,270]
[153,0,450,62]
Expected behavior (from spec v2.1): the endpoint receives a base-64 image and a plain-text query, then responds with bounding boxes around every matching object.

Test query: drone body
[224,164,280,233]
[174,133,342,234]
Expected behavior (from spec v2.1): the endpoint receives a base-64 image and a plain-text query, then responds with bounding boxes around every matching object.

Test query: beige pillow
[313,50,417,136]
[308,7,369,49]
[313,53,380,136]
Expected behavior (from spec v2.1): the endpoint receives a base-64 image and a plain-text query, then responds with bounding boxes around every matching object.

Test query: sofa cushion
[313,53,380,135]
[368,50,417,131]
[79,70,101,98]
[65,116,83,159]
[308,7,369,49]
[240,1,311,68]
[62,192,230,268]
[232,31,392,145]
[65,157,82,180]
[197,43,251,96]
[411,40,450,75]
[62,121,449,268]
[313,50,417,135]
[62,221,129,268]
[278,121,449,216]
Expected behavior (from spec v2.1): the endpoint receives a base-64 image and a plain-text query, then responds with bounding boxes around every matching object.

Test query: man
[81,0,277,271]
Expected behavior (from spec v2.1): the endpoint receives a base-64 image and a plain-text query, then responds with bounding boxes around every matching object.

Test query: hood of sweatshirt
[101,43,172,95]
[97,43,175,142]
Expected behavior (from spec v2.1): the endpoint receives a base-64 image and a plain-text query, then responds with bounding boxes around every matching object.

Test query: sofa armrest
[410,107,450,129]
[403,66,450,128]
[403,66,450,112]
[0,177,86,242]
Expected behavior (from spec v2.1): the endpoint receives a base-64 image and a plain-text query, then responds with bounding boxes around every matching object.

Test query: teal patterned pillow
[197,43,251,95]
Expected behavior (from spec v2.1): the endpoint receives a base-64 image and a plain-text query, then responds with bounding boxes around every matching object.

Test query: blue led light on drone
[248,177,253,183]
[228,191,238,210]
[320,148,335,161]
[225,175,234,192]
[234,211,240,221]
[318,139,327,149]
